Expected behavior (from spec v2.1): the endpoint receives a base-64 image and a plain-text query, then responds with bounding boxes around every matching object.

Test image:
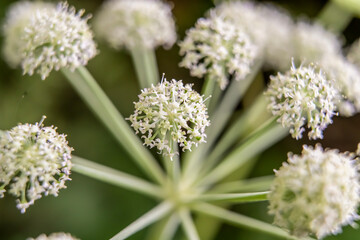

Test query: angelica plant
[1,0,360,240]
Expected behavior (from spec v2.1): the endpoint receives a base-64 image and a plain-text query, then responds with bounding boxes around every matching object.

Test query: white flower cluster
[3,1,97,80]
[28,232,79,240]
[0,118,73,213]
[213,1,294,71]
[2,1,54,68]
[94,0,176,50]
[292,21,360,117]
[320,55,360,116]
[348,39,360,68]
[265,62,337,139]
[128,77,210,159]
[179,14,258,90]
[293,21,342,63]
[268,144,360,239]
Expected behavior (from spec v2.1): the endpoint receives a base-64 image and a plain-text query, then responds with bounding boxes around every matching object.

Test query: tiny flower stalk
[317,0,354,32]
[94,0,177,89]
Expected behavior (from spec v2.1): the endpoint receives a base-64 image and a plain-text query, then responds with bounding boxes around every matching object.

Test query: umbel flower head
[265,61,338,139]
[293,21,342,63]
[0,117,73,213]
[268,144,360,239]
[179,13,258,90]
[93,0,176,50]
[28,232,79,240]
[213,1,295,71]
[319,54,360,117]
[128,76,210,159]
[3,1,97,80]
[2,1,55,68]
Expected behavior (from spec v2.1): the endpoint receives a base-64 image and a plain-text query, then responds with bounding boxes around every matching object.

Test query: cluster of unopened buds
[1,0,360,239]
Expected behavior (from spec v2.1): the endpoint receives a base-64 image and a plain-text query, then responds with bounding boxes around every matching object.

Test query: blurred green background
[0,0,359,239]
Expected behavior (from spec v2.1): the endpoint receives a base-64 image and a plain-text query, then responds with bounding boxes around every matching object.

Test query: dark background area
[0,0,359,239]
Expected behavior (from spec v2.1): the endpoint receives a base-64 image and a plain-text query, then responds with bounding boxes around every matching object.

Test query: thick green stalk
[71,156,163,199]
[197,191,269,203]
[110,201,173,240]
[317,0,353,32]
[182,60,263,182]
[61,67,165,184]
[129,47,159,89]
[145,213,179,240]
[179,208,200,240]
[209,175,274,193]
[192,203,301,240]
[204,94,268,172]
[197,118,288,188]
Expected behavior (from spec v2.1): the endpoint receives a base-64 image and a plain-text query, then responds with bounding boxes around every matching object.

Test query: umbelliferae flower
[28,232,79,240]
[265,61,338,139]
[268,144,360,239]
[213,1,294,71]
[179,13,257,90]
[0,117,73,213]
[128,76,210,159]
[3,1,97,80]
[93,0,176,50]
[2,1,55,68]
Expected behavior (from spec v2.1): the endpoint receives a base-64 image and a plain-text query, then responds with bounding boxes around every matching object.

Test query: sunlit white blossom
[213,1,294,71]
[128,76,210,159]
[265,61,338,139]
[268,144,360,239]
[2,1,55,68]
[0,117,73,213]
[4,1,97,80]
[179,14,257,90]
[94,0,176,50]
[28,232,79,240]
[294,21,342,63]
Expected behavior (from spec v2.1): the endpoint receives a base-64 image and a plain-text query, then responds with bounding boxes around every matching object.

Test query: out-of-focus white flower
[348,38,360,68]
[2,1,55,68]
[128,76,210,159]
[179,14,257,90]
[28,232,79,240]
[268,144,360,239]
[94,0,176,50]
[294,21,342,63]
[0,117,73,213]
[319,54,360,116]
[3,1,97,80]
[265,61,338,139]
[213,1,295,71]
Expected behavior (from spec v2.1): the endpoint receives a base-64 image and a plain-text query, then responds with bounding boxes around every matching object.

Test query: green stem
[209,175,274,193]
[201,75,216,110]
[110,201,173,240]
[197,118,288,188]
[145,213,179,240]
[129,47,159,89]
[197,191,269,203]
[204,94,268,172]
[61,67,165,184]
[317,0,353,32]
[207,84,222,116]
[72,156,163,199]
[158,213,180,240]
[179,208,200,240]
[192,203,300,240]
[182,60,263,183]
